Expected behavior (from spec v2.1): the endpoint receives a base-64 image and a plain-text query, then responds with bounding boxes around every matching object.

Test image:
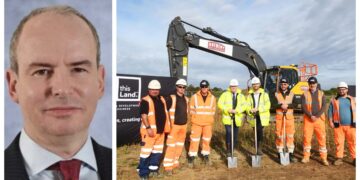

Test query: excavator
[166,16,318,110]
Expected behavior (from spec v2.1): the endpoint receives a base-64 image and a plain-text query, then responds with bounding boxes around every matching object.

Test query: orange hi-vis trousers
[275,118,295,153]
[334,125,356,159]
[163,124,187,170]
[303,118,327,159]
[138,129,165,175]
[188,124,212,157]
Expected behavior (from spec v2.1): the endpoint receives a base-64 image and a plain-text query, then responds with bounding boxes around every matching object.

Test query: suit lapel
[92,138,112,180]
[5,133,112,180]
[5,132,30,180]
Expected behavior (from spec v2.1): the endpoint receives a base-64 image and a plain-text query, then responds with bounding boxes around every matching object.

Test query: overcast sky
[117,0,355,90]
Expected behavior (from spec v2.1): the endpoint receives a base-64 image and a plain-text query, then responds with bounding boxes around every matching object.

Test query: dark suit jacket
[5,132,112,180]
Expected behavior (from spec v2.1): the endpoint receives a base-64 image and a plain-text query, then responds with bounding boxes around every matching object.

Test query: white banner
[199,39,233,57]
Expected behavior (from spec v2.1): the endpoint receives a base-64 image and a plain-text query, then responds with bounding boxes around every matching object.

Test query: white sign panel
[199,39,233,57]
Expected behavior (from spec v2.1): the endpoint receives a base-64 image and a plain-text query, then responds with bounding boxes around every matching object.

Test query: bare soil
[117,114,356,180]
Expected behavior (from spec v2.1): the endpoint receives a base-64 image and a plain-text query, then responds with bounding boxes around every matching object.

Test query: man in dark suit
[5,5,111,180]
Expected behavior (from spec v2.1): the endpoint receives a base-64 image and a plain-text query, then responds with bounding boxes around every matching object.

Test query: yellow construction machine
[166,17,318,110]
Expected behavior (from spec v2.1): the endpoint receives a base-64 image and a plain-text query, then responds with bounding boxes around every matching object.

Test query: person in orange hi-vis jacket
[137,80,171,179]
[301,77,329,166]
[163,79,189,175]
[187,80,217,167]
[274,78,298,163]
[328,81,356,166]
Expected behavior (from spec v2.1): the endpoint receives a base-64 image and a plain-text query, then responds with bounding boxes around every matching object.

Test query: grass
[117,97,354,179]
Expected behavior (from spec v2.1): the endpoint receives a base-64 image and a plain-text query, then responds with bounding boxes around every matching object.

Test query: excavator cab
[263,65,301,111]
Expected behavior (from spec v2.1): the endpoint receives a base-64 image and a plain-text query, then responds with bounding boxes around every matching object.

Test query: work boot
[321,159,329,166]
[139,175,149,180]
[227,151,232,157]
[290,153,298,163]
[203,155,211,165]
[257,141,263,155]
[301,157,310,164]
[353,158,356,166]
[226,143,232,157]
[149,171,163,178]
[226,149,231,157]
[188,156,195,168]
[333,158,343,166]
[165,170,173,176]
[277,153,281,163]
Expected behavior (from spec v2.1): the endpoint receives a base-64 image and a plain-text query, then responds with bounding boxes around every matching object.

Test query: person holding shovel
[246,77,271,156]
[274,78,298,163]
[218,79,247,158]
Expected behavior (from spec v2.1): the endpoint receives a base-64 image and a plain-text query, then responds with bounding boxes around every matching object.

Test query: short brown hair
[9,5,101,73]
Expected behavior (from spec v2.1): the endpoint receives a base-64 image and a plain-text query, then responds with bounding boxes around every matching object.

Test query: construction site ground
[117,113,356,180]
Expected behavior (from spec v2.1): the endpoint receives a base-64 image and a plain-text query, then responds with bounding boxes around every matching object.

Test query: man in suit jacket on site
[5,5,111,180]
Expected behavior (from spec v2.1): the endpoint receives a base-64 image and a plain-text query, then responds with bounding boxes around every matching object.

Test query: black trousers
[254,114,263,143]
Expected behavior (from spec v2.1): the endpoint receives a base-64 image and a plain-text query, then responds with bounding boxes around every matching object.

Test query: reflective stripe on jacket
[329,95,356,124]
[169,94,189,125]
[246,88,271,127]
[275,91,294,120]
[303,90,325,121]
[217,88,247,127]
[189,91,216,126]
[141,95,171,133]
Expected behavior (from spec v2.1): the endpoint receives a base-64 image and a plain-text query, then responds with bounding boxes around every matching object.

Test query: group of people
[137,77,356,179]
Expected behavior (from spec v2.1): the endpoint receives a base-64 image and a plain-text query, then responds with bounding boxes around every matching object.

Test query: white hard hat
[251,77,261,84]
[148,80,161,89]
[229,79,239,86]
[176,79,187,86]
[338,81,348,88]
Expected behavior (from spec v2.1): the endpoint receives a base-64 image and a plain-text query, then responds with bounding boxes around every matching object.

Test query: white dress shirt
[254,92,260,109]
[19,129,100,180]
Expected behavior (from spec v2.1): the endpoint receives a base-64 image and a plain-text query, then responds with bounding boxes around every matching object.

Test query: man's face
[230,86,238,93]
[176,85,186,95]
[6,13,105,137]
[280,83,288,91]
[252,83,260,91]
[337,87,348,96]
[200,86,209,94]
[309,83,317,91]
[148,89,160,97]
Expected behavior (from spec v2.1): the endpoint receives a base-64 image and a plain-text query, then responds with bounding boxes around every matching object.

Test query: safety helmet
[280,78,288,84]
[251,77,260,84]
[338,81,348,89]
[229,79,239,86]
[148,80,161,89]
[200,80,210,87]
[176,79,187,86]
[307,77,318,84]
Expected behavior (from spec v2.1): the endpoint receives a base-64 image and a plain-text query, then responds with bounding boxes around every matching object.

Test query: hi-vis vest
[246,88,271,127]
[275,91,294,120]
[141,95,171,133]
[189,91,216,126]
[217,88,247,127]
[330,95,356,124]
[169,94,189,125]
[303,90,325,121]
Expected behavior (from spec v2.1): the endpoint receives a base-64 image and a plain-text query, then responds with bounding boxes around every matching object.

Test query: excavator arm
[167,16,267,81]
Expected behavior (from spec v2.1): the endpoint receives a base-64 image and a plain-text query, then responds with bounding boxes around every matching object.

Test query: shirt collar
[19,129,98,176]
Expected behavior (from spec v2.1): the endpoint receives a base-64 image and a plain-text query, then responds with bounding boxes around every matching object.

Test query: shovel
[280,112,290,166]
[227,114,237,168]
[251,114,261,167]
